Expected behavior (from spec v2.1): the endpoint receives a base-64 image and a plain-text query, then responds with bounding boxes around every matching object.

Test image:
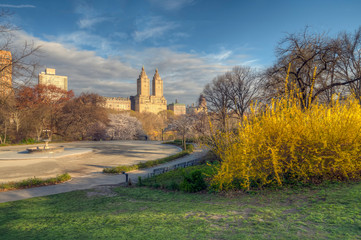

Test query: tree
[0,10,40,89]
[169,114,196,150]
[203,65,262,130]
[56,93,108,140]
[106,113,144,140]
[337,28,361,102]
[265,27,361,108]
[130,111,170,140]
[203,75,232,130]
[227,66,262,118]
[0,95,13,143]
[16,84,74,140]
[0,10,40,143]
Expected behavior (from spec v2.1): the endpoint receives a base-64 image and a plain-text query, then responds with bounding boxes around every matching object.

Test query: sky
[1,0,361,105]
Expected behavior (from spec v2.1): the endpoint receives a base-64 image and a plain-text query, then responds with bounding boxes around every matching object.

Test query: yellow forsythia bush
[211,97,361,190]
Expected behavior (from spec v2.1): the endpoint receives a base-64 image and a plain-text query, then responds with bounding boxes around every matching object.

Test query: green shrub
[20,138,37,144]
[103,165,137,173]
[0,173,71,191]
[168,181,180,191]
[186,144,194,152]
[180,170,207,193]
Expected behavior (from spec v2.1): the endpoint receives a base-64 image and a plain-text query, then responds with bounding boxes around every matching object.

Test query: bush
[180,170,207,192]
[211,96,361,190]
[20,138,37,144]
[0,173,71,191]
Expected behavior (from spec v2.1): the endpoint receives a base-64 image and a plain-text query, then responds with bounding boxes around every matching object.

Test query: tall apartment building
[0,50,12,98]
[38,68,68,91]
[130,67,167,114]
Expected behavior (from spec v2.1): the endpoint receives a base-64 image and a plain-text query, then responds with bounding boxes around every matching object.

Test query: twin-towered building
[105,66,167,114]
[131,66,167,113]
[1,54,194,115]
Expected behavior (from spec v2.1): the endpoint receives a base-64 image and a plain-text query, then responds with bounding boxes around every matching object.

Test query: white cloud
[132,16,178,42]
[78,17,110,29]
[207,50,233,61]
[148,0,195,11]
[13,31,138,97]
[0,4,35,8]
[73,1,110,29]
[12,31,257,105]
[44,31,116,56]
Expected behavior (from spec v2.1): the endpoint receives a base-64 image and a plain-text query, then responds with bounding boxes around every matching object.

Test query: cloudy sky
[1,0,361,105]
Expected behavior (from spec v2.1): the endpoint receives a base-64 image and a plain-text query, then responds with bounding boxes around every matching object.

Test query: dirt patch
[86,186,117,198]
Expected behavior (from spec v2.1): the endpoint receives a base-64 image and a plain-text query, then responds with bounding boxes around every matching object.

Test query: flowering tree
[169,114,197,150]
[106,113,144,140]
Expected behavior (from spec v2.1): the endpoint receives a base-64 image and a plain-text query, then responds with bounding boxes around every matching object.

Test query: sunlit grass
[1,181,361,239]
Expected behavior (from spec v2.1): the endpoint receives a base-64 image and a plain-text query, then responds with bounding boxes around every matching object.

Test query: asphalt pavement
[0,141,208,203]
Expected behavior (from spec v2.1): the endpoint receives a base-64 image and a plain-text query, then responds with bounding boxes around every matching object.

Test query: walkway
[0,141,181,183]
[0,147,208,203]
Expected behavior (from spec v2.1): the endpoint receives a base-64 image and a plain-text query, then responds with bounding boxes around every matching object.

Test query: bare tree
[203,75,232,130]
[337,28,361,102]
[0,10,40,143]
[203,66,262,130]
[0,10,40,89]
[227,66,262,118]
[265,27,361,107]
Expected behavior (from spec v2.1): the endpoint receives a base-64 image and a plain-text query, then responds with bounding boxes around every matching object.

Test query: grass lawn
[1,181,361,239]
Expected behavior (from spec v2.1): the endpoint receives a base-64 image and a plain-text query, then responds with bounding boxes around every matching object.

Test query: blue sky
[1,0,361,105]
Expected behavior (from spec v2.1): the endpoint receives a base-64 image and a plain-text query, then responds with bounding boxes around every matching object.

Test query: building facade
[104,97,131,111]
[131,67,167,114]
[187,95,207,114]
[0,50,12,98]
[167,101,186,115]
[38,68,68,91]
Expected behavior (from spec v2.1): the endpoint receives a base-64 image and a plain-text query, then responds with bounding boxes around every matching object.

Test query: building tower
[38,68,68,91]
[0,50,12,97]
[152,68,163,97]
[198,94,207,109]
[131,66,167,113]
[137,66,150,96]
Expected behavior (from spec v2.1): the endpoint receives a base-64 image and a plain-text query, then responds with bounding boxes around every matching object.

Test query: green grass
[0,173,71,192]
[140,163,217,190]
[103,143,194,174]
[1,181,361,239]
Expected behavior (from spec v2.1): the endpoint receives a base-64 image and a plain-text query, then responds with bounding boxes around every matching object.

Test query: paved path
[0,146,208,203]
[0,141,181,182]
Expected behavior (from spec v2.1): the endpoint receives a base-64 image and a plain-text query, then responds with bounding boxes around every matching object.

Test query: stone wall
[104,97,131,111]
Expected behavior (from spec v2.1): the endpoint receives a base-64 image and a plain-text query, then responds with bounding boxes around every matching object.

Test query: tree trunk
[182,134,186,151]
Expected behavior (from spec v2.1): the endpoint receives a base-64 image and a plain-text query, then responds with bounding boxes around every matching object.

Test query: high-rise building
[0,50,12,97]
[38,68,68,91]
[131,67,167,113]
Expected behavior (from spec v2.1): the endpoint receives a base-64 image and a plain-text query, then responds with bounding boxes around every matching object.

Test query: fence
[148,158,202,178]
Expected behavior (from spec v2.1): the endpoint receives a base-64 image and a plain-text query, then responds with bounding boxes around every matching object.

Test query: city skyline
[2,0,361,105]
